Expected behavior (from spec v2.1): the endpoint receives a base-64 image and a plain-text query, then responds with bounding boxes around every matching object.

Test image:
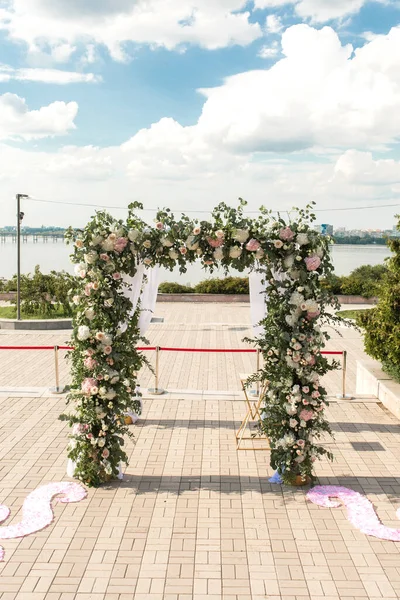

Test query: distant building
[320,224,333,236]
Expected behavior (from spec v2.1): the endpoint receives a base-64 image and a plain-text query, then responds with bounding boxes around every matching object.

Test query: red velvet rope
[0,345,343,355]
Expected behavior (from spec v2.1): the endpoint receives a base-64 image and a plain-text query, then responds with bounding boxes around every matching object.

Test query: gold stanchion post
[148,346,165,395]
[50,345,65,394]
[336,350,353,400]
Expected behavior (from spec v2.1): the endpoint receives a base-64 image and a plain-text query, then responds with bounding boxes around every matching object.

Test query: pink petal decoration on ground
[0,481,87,561]
[307,485,400,541]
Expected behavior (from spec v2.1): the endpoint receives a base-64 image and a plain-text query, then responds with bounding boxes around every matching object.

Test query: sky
[1,1,400,229]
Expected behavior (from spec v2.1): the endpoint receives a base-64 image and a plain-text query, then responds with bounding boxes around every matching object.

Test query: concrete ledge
[0,318,72,330]
[337,295,377,305]
[356,359,400,420]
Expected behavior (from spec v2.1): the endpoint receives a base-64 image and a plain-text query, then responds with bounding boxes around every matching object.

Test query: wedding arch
[62,200,340,487]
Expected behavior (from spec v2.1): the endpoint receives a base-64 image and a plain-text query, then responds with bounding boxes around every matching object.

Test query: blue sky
[0,0,400,228]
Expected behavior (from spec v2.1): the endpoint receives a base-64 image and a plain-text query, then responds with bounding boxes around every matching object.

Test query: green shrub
[340,264,387,297]
[194,277,249,294]
[320,274,344,295]
[359,229,400,382]
[9,266,76,317]
[158,282,193,294]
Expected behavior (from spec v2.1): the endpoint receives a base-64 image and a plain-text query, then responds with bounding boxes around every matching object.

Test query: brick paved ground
[0,304,400,600]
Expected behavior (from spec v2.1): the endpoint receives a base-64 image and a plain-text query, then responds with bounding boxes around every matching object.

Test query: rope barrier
[0,345,350,399]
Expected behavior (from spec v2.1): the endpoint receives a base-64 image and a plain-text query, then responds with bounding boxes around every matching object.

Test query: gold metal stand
[236,373,270,451]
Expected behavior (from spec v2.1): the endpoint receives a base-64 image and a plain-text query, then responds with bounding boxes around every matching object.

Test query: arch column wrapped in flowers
[62,200,340,487]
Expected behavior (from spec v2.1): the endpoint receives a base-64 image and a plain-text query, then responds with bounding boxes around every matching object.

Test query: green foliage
[8,266,75,316]
[340,264,387,297]
[158,282,193,294]
[320,264,387,297]
[359,228,400,382]
[194,277,249,294]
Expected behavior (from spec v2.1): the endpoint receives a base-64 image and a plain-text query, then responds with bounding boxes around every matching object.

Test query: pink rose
[107,358,114,365]
[297,439,305,448]
[279,227,295,242]
[246,238,261,252]
[307,356,316,365]
[85,348,95,357]
[87,433,93,440]
[307,309,320,320]
[84,284,92,297]
[82,377,97,395]
[100,253,110,262]
[155,222,164,230]
[102,448,110,458]
[114,237,128,253]
[179,247,187,255]
[302,386,309,394]
[84,357,97,370]
[103,345,112,355]
[97,374,104,381]
[112,272,121,280]
[305,255,321,271]
[207,237,223,248]
[311,390,320,398]
[204,259,214,265]
[299,409,314,422]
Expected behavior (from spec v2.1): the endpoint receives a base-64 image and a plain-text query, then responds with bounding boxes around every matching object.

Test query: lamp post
[16,193,29,321]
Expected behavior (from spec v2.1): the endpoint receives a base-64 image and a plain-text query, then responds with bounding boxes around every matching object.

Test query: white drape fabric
[138,265,161,336]
[249,270,267,338]
[120,264,145,332]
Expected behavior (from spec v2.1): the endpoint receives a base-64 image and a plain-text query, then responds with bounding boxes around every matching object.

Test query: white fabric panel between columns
[138,265,161,336]
[249,270,267,338]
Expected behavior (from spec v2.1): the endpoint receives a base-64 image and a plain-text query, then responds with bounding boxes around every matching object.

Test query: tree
[358,220,400,381]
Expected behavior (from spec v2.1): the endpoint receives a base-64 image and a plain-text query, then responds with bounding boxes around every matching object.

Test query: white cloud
[254,0,380,22]
[189,24,400,152]
[265,14,283,33]
[258,41,280,57]
[0,0,262,61]
[334,149,400,185]
[0,93,78,140]
[0,64,102,84]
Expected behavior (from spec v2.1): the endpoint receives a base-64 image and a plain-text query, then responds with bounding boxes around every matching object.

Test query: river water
[0,240,391,285]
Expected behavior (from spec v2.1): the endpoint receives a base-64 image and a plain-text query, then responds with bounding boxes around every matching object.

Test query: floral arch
[62,200,339,487]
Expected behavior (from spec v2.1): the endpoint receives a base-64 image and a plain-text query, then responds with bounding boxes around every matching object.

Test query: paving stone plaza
[0,303,399,600]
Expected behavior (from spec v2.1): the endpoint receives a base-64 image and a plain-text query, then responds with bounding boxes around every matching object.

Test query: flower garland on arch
[62,200,341,487]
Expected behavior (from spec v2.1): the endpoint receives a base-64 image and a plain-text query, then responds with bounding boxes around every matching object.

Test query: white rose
[85,308,95,320]
[75,239,84,248]
[229,246,242,259]
[74,263,86,276]
[91,235,104,246]
[274,240,284,248]
[213,247,224,261]
[102,238,114,251]
[161,236,174,247]
[232,229,249,243]
[255,248,264,259]
[196,248,203,256]
[73,295,81,305]
[297,233,309,246]
[97,439,105,448]
[215,229,224,239]
[128,229,140,242]
[284,254,295,269]
[143,240,152,249]
[84,251,98,265]
[169,249,179,260]
[105,390,116,400]
[103,334,113,346]
[77,325,90,341]
[289,418,298,428]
